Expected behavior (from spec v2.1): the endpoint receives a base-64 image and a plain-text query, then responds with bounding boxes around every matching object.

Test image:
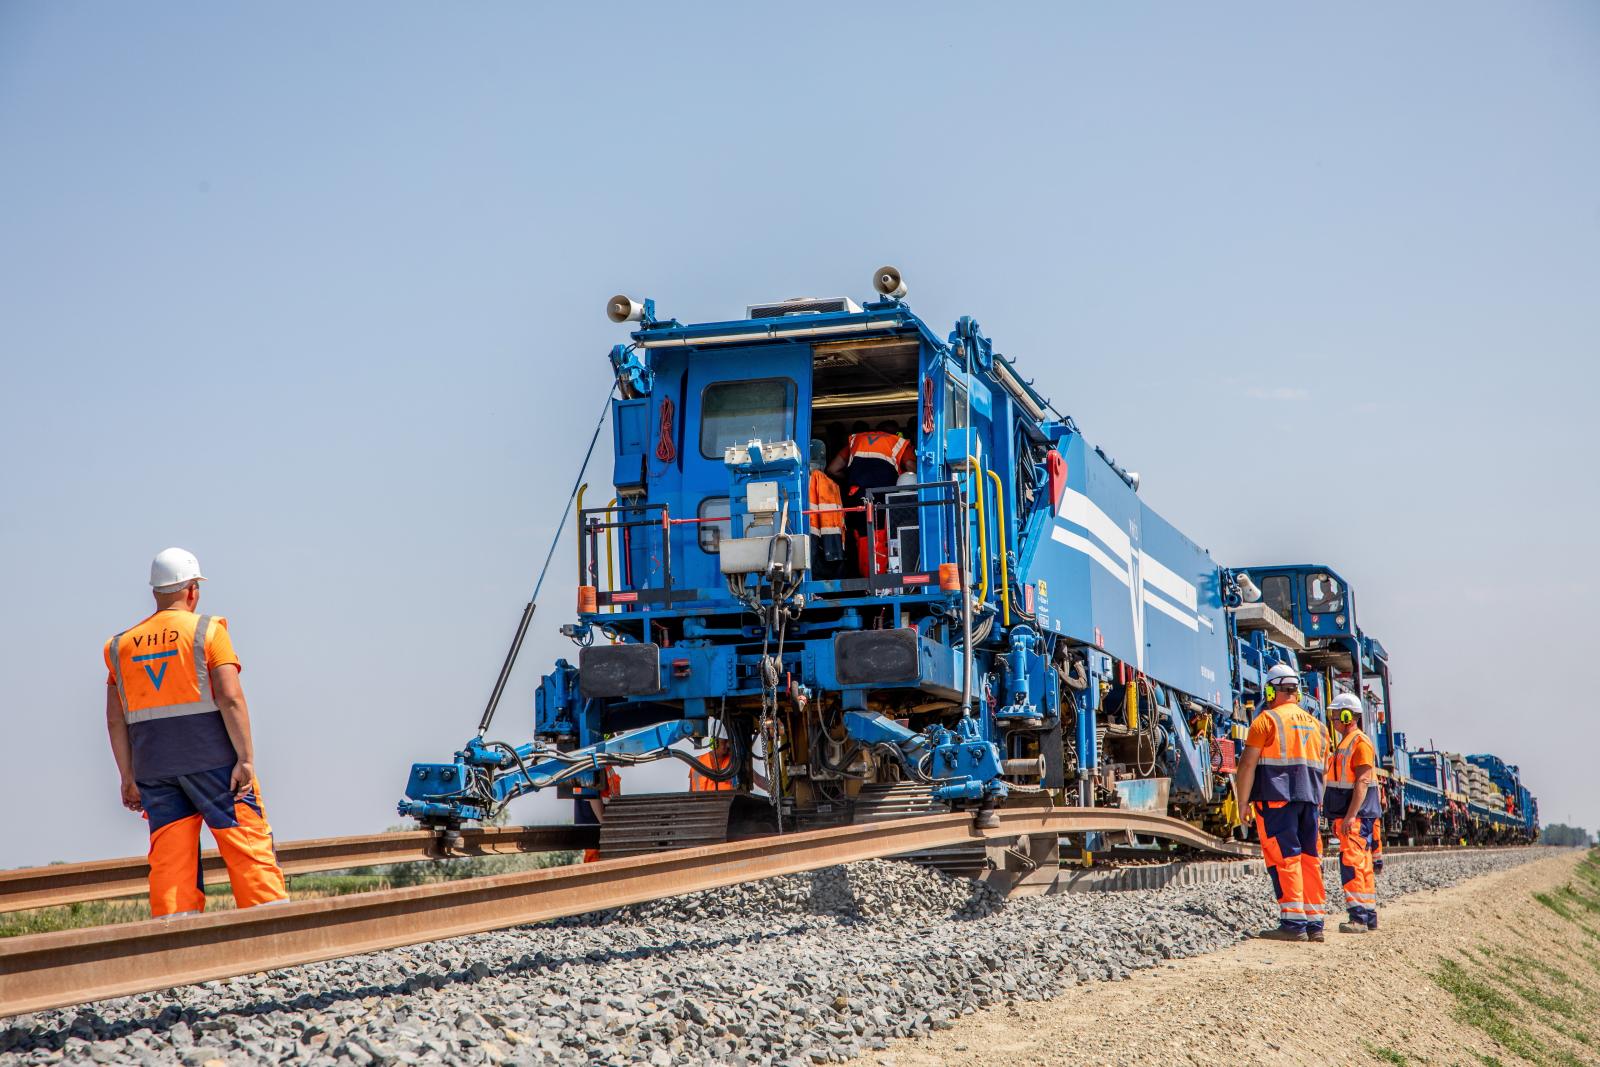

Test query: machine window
[947,374,969,430]
[697,497,731,552]
[700,379,794,458]
[1306,572,1345,614]
[1261,575,1293,619]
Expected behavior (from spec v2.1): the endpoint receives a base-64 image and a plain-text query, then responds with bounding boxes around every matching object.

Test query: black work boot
[1307,927,1326,943]
[1255,927,1309,942]
[1338,921,1369,934]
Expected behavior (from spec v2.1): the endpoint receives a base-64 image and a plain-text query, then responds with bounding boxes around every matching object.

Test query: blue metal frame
[394,279,1539,847]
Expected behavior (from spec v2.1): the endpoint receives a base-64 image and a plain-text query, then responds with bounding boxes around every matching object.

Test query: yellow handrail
[985,468,1011,626]
[576,483,589,577]
[966,455,988,605]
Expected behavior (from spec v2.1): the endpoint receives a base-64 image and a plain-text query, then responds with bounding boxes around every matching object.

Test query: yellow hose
[966,455,988,605]
[985,468,1010,627]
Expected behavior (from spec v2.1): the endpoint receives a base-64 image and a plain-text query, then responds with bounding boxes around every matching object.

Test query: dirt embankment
[870,849,1600,1067]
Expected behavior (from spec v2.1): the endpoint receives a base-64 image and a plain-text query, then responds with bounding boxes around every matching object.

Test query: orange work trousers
[1254,800,1326,933]
[137,765,288,917]
[1336,815,1378,927]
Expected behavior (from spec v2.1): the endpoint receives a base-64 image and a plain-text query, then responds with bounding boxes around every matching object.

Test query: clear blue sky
[2,3,1596,867]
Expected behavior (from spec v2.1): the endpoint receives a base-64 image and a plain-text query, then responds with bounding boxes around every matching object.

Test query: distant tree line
[1542,823,1595,847]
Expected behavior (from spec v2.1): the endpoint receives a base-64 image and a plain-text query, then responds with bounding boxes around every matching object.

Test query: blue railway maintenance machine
[399,267,1537,873]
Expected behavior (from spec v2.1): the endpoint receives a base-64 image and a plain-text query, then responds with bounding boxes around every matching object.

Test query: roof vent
[747,296,862,319]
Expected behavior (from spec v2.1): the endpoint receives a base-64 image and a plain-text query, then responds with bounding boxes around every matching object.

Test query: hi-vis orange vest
[1247,703,1328,804]
[690,748,735,792]
[1325,727,1381,818]
[105,610,237,779]
[808,471,844,531]
[842,432,908,495]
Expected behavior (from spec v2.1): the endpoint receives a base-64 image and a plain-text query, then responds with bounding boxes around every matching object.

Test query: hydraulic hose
[957,485,975,715]
[985,468,1011,627]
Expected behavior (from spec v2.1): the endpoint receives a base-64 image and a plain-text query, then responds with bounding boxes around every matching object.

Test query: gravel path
[0,848,1547,1066]
[880,848,1592,1067]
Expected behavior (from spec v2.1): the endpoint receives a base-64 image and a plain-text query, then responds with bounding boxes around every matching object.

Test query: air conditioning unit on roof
[747,296,863,319]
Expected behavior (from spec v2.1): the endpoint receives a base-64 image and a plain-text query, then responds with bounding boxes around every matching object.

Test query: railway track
[1,806,1251,1018]
[0,824,594,914]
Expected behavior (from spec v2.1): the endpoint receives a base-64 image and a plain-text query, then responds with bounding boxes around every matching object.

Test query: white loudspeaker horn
[873,265,907,299]
[607,294,644,323]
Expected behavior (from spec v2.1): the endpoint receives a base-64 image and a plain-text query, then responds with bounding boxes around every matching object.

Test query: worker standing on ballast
[1232,662,1329,942]
[1325,693,1381,932]
[103,548,287,917]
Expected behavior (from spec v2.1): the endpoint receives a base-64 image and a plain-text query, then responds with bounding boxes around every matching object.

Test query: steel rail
[0,807,1248,1017]
[0,825,594,914]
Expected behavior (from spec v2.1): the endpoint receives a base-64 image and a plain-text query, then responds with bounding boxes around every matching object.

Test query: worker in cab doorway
[103,549,288,917]
[1232,662,1329,942]
[1325,693,1381,932]
[578,765,621,863]
[826,421,913,577]
[806,439,845,581]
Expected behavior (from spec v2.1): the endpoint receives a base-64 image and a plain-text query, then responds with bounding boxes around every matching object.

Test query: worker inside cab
[806,439,845,580]
[826,420,914,578]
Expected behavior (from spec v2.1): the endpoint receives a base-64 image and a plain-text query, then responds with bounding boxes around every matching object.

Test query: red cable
[655,396,676,463]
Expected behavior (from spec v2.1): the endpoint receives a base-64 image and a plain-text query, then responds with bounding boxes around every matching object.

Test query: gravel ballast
[0,848,1545,1066]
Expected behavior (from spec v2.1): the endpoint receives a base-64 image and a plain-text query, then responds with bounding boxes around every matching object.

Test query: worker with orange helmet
[1232,663,1329,942]
[1326,693,1380,932]
[103,548,288,917]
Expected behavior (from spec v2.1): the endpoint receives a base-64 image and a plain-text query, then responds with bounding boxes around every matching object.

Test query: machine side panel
[1136,501,1230,707]
[1024,434,1228,705]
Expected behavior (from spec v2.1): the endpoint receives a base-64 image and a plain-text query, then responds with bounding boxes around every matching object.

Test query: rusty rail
[0,825,594,914]
[0,808,1250,1017]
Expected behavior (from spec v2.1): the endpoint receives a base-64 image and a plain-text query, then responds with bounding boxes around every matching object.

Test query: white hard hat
[1264,663,1301,688]
[1329,693,1363,716]
[150,547,206,593]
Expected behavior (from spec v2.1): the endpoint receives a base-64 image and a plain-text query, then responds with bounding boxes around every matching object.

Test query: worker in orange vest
[580,765,621,863]
[827,421,914,577]
[688,727,768,792]
[1372,784,1386,876]
[103,548,288,917]
[807,439,845,580]
[1325,693,1380,932]
[1232,663,1329,942]
[689,738,738,792]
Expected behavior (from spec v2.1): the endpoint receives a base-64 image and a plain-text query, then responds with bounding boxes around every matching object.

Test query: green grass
[1427,849,1600,1066]
[1364,1045,1410,1065]
[1431,958,1551,1064]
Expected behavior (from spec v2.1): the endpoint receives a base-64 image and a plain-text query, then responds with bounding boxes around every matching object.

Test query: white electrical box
[746,481,779,515]
[718,534,812,576]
